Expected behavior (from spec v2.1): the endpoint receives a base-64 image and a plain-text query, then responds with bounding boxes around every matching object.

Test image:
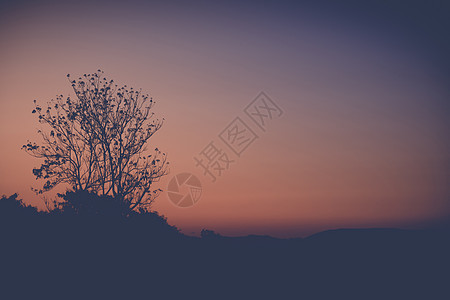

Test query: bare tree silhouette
[23,70,169,213]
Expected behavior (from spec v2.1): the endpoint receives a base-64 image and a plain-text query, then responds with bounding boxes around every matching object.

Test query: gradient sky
[1,0,449,237]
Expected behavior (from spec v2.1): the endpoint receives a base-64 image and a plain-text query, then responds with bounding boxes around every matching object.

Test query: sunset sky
[1,0,449,237]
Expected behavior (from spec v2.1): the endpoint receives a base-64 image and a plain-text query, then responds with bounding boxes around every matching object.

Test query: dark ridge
[1,193,449,299]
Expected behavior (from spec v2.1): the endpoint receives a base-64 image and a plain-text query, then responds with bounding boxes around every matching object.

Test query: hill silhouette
[1,193,449,299]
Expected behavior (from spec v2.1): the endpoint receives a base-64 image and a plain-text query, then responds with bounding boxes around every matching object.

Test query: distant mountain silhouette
[1,193,449,299]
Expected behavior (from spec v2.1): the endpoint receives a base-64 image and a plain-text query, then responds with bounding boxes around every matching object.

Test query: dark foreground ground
[1,215,449,300]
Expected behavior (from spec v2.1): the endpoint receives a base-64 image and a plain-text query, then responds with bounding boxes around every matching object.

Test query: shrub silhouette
[52,190,127,217]
[0,193,39,219]
[0,191,179,239]
[200,229,221,239]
